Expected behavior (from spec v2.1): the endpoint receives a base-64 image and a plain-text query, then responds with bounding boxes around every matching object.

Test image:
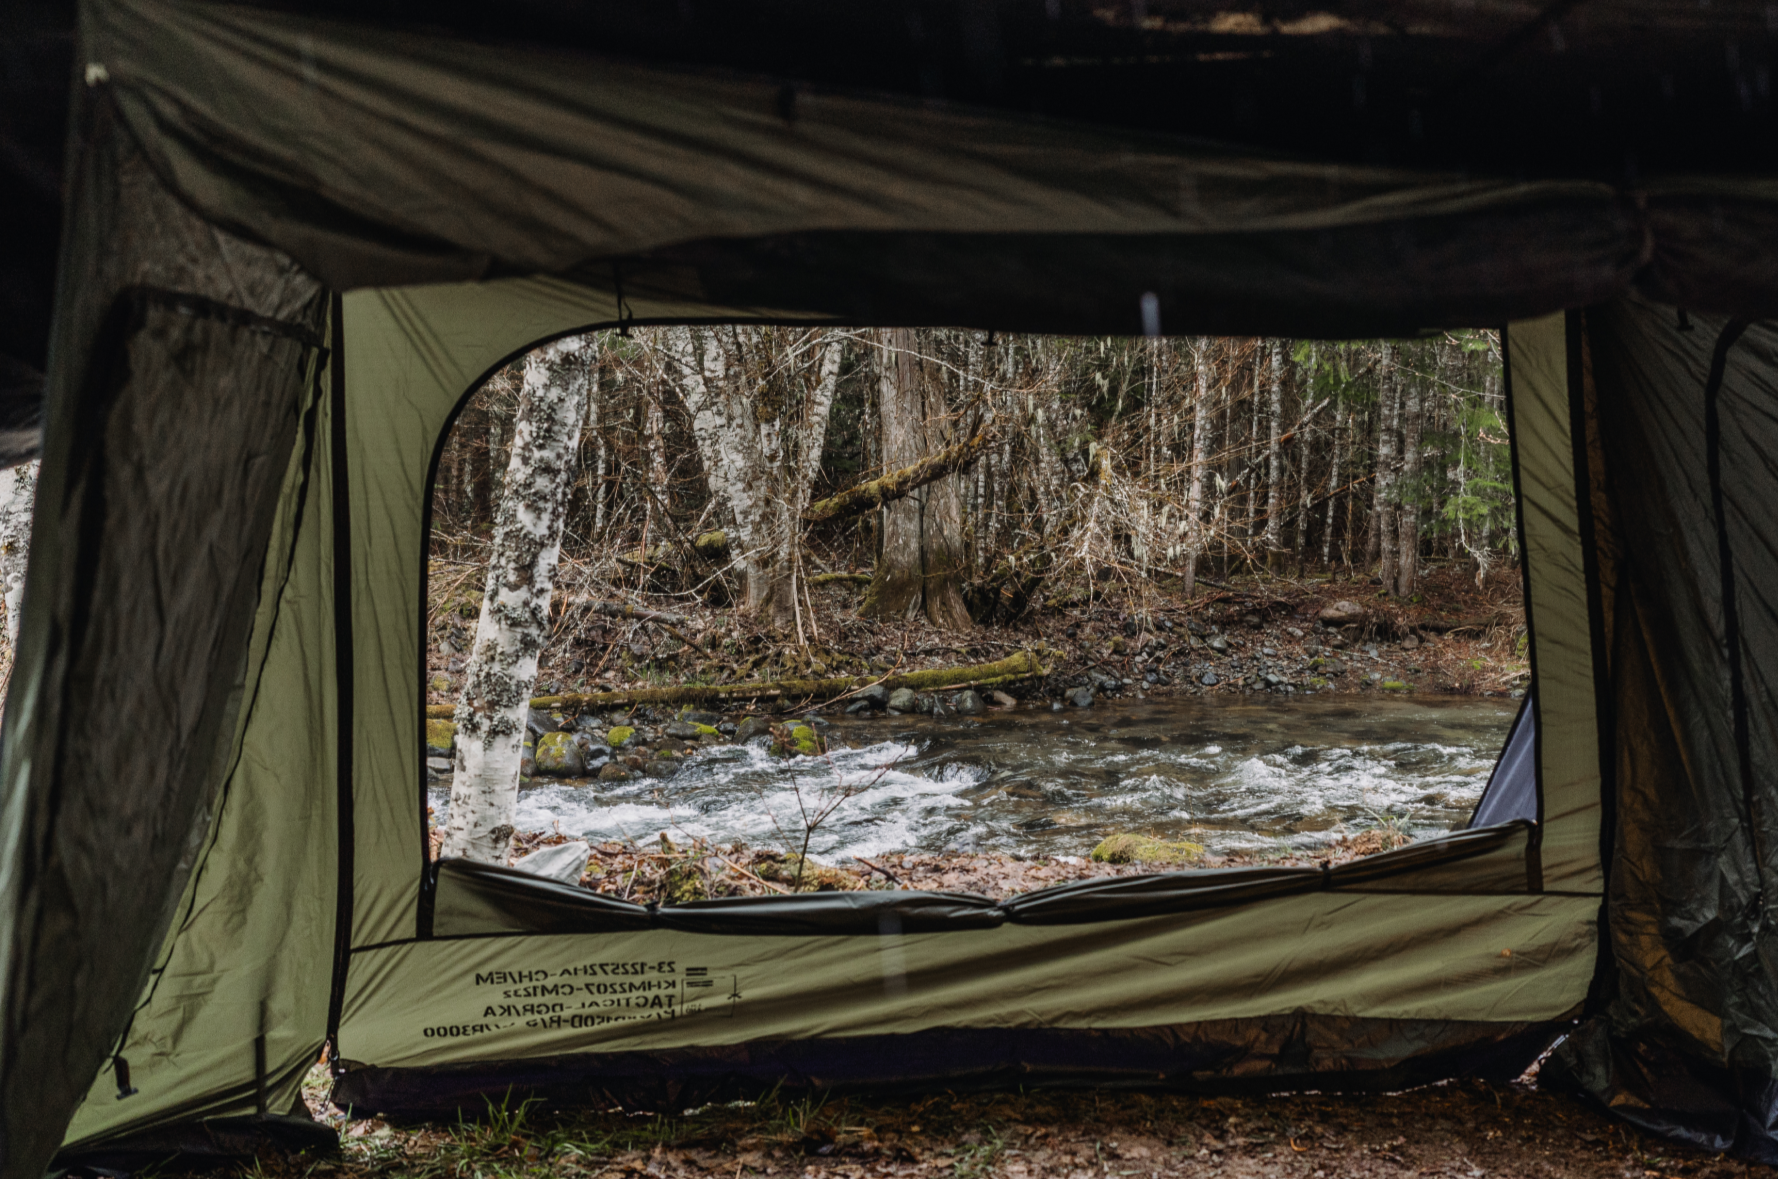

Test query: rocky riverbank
[426,562,1528,722]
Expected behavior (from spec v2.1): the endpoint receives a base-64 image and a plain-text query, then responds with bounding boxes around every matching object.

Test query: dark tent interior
[8,2,1778,1177]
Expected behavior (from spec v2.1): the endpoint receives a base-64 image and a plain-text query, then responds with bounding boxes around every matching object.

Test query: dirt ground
[289,1067,1772,1179]
[424,561,1530,714]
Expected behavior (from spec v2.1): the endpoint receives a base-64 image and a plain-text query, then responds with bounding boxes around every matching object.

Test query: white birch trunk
[442,338,591,863]
[0,461,36,649]
[1322,414,1343,566]
[1369,343,1400,583]
[1395,367,1426,597]
[1181,340,1213,598]
[668,328,840,628]
[1263,338,1285,557]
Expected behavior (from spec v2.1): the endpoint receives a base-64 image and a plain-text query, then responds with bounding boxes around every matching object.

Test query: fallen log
[555,598,691,625]
[804,428,994,523]
[808,572,871,587]
[424,649,1047,718]
[1417,613,1509,634]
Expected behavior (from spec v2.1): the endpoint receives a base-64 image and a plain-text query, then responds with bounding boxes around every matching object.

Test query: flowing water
[437,696,1519,862]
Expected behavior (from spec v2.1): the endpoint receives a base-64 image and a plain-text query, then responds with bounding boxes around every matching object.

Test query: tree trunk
[862,330,972,629]
[443,337,591,864]
[1263,338,1285,562]
[1181,339,1213,598]
[0,460,37,649]
[1322,413,1343,567]
[668,327,841,629]
[1369,342,1400,585]
[1394,365,1426,597]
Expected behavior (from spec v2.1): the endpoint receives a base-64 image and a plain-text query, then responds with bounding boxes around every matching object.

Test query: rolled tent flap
[1543,302,1778,1161]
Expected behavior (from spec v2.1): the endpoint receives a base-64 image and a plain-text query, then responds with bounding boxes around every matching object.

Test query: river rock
[1205,634,1229,653]
[855,684,891,710]
[888,687,918,712]
[425,718,457,757]
[664,719,718,739]
[1318,600,1366,625]
[680,709,724,727]
[845,698,872,715]
[643,758,681,778]
[512,840,590,884]
[526,708,560,737]
[1090,833,1205,865]
[1002,780,1045,800]
[534,731,584,776]
[580,741,613,771]
[1402,633,1421,650]
[425,756,452,774]
[989,690,1017,707]
[605,725,637,749]
[735,716,773,741]
[1200,671,1219,686]
[1067,687,1094,708]
[520,735,535,778]
[954,689,985,715]
[596,762,633,782]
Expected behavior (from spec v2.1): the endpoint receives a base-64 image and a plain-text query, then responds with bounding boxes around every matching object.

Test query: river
[437,696,1519,863]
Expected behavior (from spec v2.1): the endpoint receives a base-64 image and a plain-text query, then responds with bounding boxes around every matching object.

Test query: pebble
[1067,687,1095,708]
[1200,671,1219,686]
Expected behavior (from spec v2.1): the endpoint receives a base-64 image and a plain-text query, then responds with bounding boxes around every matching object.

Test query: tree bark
[1181,340,1213,597]
[1263,338,1285,561]
[667,327,842,630]
[862,330,972,630]
[1322,412,1343,567]
[0,460,36,649]
[1394,364,1426,597]
[1369,342,1401,585]
[443,337,591,864]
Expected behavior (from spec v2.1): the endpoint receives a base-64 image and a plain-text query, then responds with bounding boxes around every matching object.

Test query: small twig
[852,855,903,886]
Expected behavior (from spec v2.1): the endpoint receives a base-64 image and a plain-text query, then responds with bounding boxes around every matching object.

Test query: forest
[429,327,1515,646]
[421,325,1525,870]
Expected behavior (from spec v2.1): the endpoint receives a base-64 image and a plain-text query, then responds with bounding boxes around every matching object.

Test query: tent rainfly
[9,0,1778,1173]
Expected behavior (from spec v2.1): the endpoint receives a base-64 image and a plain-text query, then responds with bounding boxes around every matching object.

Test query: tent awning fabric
[7,0,1778,1174]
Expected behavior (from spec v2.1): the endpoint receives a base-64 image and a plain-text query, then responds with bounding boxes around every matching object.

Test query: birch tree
[1395,364,1426,597]
[665,327,842,630]
[1181,339,1214,597]
[0,461,36,648]
[1369,342,1401,585]
[442,337,591,863]
[1262,339,1285,562]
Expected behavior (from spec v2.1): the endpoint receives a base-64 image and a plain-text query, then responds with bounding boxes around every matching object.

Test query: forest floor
[288,1065,1771,1179]
[425,559,1529,713]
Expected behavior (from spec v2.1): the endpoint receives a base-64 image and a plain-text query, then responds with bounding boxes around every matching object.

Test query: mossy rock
[1380,680,1411,692]
[425,718,457,756]
[1308,677,1329,689]
[606,725,636,748]
[429,675,451,693]
[790,724,823,755]
[754,853,854,892]
[1090,833,1206,865]
[534,731,584,776]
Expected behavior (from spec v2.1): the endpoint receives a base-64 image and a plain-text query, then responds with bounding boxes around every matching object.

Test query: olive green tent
[10,0,1778,1174]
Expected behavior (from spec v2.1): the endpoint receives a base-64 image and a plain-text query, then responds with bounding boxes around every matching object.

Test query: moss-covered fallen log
[803,428,993,524]
[808,571,871,587]
[423,650,1046,718]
